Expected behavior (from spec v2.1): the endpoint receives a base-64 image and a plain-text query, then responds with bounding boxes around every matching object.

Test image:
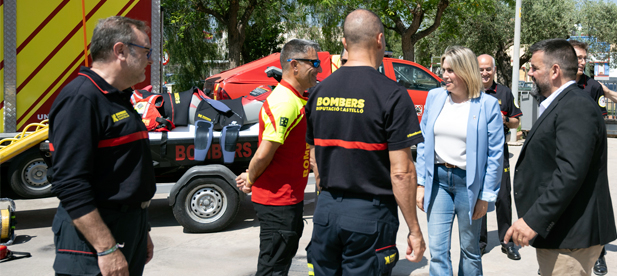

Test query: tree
[194,0,270,68]
[163,0,222,91]
[241,7,285,63]
[576,0,617,67]
[416,0,577,87]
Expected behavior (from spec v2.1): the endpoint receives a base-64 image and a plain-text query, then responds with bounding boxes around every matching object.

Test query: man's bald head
[477,54,495,68]
[343,9,384,49]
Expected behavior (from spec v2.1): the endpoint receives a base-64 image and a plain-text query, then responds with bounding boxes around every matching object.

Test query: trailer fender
[168,164,243,206]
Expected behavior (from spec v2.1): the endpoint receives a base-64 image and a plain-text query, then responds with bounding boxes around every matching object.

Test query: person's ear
[550,64,560,80]
[342,37,347,50]
[113,42,128,61]
[377,33,385,50]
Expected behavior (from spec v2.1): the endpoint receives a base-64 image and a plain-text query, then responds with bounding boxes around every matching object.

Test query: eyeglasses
[287,58,321,68]
[128,43,152,60]
[577,56,588,62]
[341,59,348,66]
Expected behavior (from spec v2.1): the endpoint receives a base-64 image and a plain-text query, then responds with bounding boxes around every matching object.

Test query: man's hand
[472,199,488,220]
[416,186,425,212]
[502,113,507,124]
[406,231,426,262]
[504,218,538,247]
[145,233,154,265]
[235,171,252,194]
[98,249,129,276]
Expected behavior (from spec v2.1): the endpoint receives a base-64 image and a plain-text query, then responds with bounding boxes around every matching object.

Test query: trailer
[1,0,163,198]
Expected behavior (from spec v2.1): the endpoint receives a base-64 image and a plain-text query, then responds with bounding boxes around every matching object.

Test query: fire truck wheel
[8,149,52,198]
[172,177,240,233]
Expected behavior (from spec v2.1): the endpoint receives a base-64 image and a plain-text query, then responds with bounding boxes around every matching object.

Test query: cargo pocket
[52,219,100,276]
[375,245,399,276]
[270,230,300,272]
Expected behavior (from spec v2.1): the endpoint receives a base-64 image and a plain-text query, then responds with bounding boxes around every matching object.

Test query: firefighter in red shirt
[236,39,321,276]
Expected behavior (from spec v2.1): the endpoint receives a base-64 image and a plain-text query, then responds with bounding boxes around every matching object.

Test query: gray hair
[90,16,149,62]
[280,39,321,71]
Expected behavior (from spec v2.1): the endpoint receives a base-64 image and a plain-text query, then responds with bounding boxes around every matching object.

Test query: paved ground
[1,139,616,275]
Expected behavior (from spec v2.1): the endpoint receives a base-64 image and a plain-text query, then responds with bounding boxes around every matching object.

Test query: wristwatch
[505,116,510,123]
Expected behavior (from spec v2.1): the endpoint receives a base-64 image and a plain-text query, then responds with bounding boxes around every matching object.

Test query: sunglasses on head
[287,58,321,68]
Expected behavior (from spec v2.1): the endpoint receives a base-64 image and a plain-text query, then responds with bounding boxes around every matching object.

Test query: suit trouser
[306,190,400,276]
[53,204,149,276]
[253,202,304,276]
[480,166,513,247]
[536,244,603,276]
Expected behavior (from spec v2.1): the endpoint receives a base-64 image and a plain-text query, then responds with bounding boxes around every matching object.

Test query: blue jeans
[427,165,483,276]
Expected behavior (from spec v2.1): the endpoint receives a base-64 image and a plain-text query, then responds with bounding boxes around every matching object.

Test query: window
[391,62,440,91]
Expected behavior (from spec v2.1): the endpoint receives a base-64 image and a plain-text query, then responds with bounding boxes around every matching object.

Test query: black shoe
[501,245,521,260]
[594,256,607,275]
[538,268,541,275]
[480,245,486,256]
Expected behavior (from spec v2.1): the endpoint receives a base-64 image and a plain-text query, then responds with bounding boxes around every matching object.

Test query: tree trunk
[227,29,242,69]
[402,33,415,61]
[495,49,512,88]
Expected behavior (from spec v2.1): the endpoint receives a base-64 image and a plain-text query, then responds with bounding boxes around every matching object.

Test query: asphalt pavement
[1,139,616,275]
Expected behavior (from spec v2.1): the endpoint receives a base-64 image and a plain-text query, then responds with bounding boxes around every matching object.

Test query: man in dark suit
[504,39,616,275]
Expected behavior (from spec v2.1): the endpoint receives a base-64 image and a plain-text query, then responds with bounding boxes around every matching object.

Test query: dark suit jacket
[514,83,616,249]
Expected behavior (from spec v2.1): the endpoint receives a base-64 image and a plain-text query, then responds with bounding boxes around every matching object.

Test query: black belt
[322,188,396,205]
[97,200,151,212]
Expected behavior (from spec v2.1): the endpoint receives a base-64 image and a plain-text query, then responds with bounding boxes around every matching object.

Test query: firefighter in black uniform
[305,9,425,276]
[477,54,523,260]
[49,16,155,276]
[569,40,609,276]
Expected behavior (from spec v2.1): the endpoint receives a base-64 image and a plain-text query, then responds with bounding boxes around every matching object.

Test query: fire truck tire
[8,149,52,198]
[172,177,240,233]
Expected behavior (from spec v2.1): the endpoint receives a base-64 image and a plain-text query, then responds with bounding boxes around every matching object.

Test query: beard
[530,76,552,103]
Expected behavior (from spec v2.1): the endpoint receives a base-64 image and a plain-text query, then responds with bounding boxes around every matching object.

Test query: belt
[437,162,459,169]
[97,200,151,212]
[322,188,396,205]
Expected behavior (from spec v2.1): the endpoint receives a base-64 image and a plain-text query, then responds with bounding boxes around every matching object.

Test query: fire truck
[0,0,261,233]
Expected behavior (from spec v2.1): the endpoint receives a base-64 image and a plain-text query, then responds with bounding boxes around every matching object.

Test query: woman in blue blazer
[415,46,504,276]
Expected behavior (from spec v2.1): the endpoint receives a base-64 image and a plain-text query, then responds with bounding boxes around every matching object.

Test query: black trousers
[53,204,149,276]
[306,190,400,276]
[480,165,513,247]
[253,201,305,276]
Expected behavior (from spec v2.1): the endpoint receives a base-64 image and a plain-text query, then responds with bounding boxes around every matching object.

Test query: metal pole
[509,0,522,144]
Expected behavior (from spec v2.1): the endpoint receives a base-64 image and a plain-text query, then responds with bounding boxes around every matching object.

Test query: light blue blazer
[416,87,504,222]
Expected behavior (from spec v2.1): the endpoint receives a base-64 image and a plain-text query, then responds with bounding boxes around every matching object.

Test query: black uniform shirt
[577,74,608,116]
[49,67,156,219]
[484,81,523,167]
[305,66,423,196]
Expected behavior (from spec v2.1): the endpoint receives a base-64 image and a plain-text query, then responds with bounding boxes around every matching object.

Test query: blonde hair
[441,46,483,98]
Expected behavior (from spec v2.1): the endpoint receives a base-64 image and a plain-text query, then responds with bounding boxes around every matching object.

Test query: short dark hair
[569,40,588,52]
[280,39,321,71]
[90,16,149,62]
[529,39,578,80]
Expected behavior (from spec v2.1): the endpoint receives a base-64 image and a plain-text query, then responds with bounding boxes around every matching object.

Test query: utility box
[519,91,539,131]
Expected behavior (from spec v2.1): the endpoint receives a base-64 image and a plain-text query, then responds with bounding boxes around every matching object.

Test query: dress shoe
[594,255,607,275]
[501,244,521,260]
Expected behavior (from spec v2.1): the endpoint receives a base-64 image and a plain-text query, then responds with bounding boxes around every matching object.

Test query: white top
[539,80,575,117]
[434,94,470,170]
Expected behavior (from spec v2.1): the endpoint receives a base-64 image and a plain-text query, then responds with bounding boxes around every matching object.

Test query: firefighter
[477,54,523,261]
[48,16,155,276]
[235,39,321,276]
[304,9,425,275]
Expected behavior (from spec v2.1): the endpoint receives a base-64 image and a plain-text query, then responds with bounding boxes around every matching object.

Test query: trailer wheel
[172,177,240,233]
[9,149,52,198]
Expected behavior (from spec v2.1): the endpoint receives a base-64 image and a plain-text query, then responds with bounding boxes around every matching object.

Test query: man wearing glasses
[569,40,610,276]
[49,16,155,276]
[235,39,321,276]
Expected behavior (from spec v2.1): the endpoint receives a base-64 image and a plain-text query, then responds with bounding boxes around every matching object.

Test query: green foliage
[576,0,617,67]
[241,8,285,62]
[162,0,221,91]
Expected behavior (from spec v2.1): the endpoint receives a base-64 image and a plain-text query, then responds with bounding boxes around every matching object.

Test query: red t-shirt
[251,80,309,205]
